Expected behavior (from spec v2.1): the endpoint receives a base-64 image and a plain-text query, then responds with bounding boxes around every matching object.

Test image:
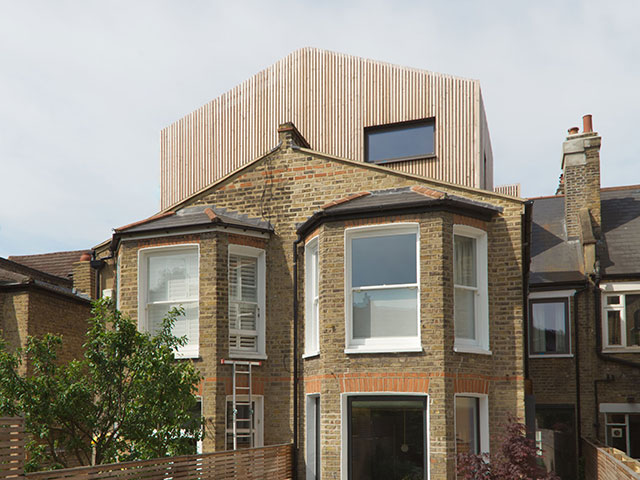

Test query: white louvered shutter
[229,254,259,353]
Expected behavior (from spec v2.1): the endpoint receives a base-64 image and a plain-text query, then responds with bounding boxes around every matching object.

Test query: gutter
[522,200,533,381]
[291,234,303,480]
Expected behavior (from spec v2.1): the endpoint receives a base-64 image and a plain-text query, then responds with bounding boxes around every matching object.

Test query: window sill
[529,353,573,358]
[302,352,320,359]
[345,345,423,354]
[602,347,640,354]
[453,346,492,356]
[229,352,268,361]
[368,153,437,165]
[175,350,200,359]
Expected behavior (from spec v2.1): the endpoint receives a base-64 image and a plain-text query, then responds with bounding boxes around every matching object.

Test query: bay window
[139,245,199,358]
[345,224,420,353]
[453,225,489,353]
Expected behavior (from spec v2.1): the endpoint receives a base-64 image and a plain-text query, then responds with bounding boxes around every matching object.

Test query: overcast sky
[1,0,639,257]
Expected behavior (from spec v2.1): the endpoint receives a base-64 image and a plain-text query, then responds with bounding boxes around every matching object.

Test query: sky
[1,0,639,257]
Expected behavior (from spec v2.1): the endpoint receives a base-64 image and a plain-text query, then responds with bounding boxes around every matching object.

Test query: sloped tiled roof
[600,186,640,276]
[322,186,499,215]
[298,185,502,235]
[529,185,640,285]
[116,205,273,235]
[8,250,89,280]
[529,196,584,285]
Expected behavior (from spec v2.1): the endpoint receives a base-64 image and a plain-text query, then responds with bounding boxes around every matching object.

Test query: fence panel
[0,418,26,479]
[25,444,293,480]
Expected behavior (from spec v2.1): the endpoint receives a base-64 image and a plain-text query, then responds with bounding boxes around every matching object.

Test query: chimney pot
[568,127,580,135]
[583,114,593,133]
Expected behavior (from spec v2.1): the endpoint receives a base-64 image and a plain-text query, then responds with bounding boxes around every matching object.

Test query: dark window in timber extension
[348,396,427,480]
[365,119,435,164]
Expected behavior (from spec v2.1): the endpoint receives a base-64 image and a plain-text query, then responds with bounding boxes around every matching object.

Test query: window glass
[353,289,417,338]
[454,236,477,288]
[352,234,416,287]
[142,247,199,357]
[530,300,569,354]
[349,396,426,480]
[454,233,480,343]
[456,397,480,455]
[454,289,476,340]
[625,294,640,347]
[347,227,419,349]
[305,239,320,355]
[607,311,622,346]
[365,120,434,164]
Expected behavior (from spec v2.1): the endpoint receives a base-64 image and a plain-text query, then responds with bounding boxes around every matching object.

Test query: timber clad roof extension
[530,185,640,284]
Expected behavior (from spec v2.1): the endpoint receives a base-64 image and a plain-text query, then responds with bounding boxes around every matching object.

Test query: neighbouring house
[102,121,527,480]
[0,252,93,373]
[528,115,640,479]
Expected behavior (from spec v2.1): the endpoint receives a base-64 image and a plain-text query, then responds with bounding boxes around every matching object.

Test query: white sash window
[139,245,199,358]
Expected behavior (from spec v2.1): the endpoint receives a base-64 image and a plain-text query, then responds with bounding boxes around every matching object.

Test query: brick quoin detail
[135,235,201,249]
[227,234,267,249]
[454,376,490,395]
[453,214,488,230]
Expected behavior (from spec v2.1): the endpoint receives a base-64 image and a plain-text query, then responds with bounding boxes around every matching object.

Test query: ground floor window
[605,412,640,459]
[225,395,263,450]
[348,396,427,480]
[455,395,489,458]
[535,405,576,480]
[306,395,321,480]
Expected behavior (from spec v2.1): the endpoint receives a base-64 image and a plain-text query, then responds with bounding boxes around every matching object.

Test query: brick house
[105,122,527,480]
[0,252,93,374]
[528,115,640,479]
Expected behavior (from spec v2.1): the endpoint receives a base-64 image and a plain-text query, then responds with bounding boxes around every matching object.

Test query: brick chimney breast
[562,123,602,240]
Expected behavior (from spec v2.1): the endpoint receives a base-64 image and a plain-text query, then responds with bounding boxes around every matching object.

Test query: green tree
[0,299,203,471]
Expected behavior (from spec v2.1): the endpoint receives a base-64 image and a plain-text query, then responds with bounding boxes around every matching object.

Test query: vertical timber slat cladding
[160,48,493,209]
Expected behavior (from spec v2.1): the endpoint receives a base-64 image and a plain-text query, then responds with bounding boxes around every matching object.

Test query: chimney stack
[561,114,602,252]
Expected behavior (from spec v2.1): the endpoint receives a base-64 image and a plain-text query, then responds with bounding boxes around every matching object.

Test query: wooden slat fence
[0,418,25,479]
[0,417,292,480]
[23,444,292,480]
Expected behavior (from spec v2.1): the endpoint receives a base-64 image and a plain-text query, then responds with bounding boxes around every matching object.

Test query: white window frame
[454,394,490,456]
[340,392,430,480]
[344,223,421,354]
[306,394,321,480]
[528,290,575,358]
[138,244,200,359]
[600,403,640,458]
[304,237,320,358]
[601,283,640,352]
[225,395,264,449]
[228,244,267,360]
[453,225,490,355]
[116,252,122,310]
